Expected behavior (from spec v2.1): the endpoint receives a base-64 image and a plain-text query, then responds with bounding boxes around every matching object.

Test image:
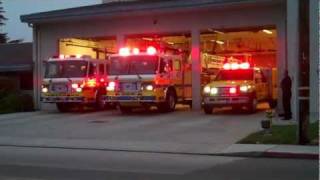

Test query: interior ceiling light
[213,30,224,34]
[215,40,225,45]
[262,29,273,34]
[167,42,174,45]
[142,37,153,41]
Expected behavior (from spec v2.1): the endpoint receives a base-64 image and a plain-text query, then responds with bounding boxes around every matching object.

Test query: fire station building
[21,0,319,121]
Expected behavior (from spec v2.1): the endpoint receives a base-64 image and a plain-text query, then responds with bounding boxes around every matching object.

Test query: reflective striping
[103,95,158,102]
[40,96,87,103]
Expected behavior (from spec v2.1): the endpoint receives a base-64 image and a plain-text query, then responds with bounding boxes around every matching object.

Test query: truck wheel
[119,105,132,114]
[247,98,257,113]
[56,103,70,112]
[158,90,176,112]
[204,105,213,114]
[95,91,105,110]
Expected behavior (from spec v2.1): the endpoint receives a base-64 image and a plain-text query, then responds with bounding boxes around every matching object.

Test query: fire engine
[41,55,108,112]
[103,46,192,113]
[202,62,276,114]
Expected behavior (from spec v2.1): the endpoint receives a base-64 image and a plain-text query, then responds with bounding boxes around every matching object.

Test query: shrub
[0,90,34,114]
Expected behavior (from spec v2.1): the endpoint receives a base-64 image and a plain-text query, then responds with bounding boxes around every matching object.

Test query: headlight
[203,86,211,94]
[240,85,249,92]
[76,87,82,93]
[106,81,116,91]
[142,84,154,91]
[42,87,48,93]
[71,83,79,89]
[145,85,153,91]
[210,87,218,95]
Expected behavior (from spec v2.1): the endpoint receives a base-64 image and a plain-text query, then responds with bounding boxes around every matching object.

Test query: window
[89,63,98,76]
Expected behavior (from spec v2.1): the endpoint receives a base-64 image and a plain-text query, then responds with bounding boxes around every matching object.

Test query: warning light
[119,47,130,56]
[86,78,97,87]
[240,62,250,69]
[107,81,116,91]
[76,54,82,58]
[231,63,239,70]
[59,54,65,59]
[229,87,237,94]
[147,46,157,55]
[132,48,140,55]
[223,63,231,70]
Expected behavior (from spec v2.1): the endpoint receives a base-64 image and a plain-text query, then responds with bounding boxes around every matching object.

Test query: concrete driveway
[0,105,265,154]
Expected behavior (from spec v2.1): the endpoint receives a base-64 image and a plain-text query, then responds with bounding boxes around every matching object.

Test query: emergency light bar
[119,46,157,56]
[223,62,250,70]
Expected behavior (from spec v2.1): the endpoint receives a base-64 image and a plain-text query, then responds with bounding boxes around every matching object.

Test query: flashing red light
[132,48,140,55]
[147,46,157,55]
[223,63,231,70]
[223,62,251,70]
[119,47,130,56]
[229,87,237,94]
[100,78,105,83]
[240,62,250,69]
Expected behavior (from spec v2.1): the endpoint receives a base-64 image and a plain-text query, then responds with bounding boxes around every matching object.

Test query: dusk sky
[2,0,101,42]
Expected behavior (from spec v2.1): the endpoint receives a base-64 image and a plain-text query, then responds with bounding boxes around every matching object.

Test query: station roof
[0,43,33,72]
[21,0,281,24]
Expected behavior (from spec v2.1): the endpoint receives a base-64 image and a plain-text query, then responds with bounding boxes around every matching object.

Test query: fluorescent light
[167,41,174,45]
[215,40,224,45]
[142,37,153,41]
[213,30,224,34]
[262,29,273,34]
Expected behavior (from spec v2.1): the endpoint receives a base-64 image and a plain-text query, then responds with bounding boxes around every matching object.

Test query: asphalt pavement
[0,146,317,180]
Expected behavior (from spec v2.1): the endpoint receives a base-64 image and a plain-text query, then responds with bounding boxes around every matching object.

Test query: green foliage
[238,122,319,145]
[0,0,8,43]
[0,90,34,114]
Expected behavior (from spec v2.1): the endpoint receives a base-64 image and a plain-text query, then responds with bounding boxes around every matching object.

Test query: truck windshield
[109,55,158,75]
[45,61,88,78]
[215,69,254,81]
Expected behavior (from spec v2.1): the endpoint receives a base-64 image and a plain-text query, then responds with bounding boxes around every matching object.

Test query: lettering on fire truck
[103,46,192,113]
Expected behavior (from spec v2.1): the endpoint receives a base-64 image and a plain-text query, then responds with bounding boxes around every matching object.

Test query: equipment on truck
[103,46,192,113]
[41,55,108,112]
[202,61,277,114]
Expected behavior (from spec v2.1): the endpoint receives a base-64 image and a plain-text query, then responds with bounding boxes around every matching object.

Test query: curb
[0,144,318,160]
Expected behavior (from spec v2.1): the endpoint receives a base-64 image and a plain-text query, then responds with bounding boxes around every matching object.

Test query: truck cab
[41,55,107,112]
[202,62,271,114]
[103,46,192,113]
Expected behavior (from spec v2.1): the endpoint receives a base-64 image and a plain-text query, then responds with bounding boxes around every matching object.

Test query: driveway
[0,105,265,154]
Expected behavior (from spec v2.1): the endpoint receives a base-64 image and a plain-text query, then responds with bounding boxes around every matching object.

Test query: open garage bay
[0,107,264,154]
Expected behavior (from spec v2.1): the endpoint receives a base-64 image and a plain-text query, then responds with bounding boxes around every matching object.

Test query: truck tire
[119,105,132,114]
[158,89,176,113]
[247,97,257,113]
[203,105,213,114]
[95,91,105,110]
[56,103,70,112]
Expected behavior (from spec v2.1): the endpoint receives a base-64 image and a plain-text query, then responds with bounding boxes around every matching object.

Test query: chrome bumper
[103,95,159,103]
[41,96,92,103]
[204,96,250,105]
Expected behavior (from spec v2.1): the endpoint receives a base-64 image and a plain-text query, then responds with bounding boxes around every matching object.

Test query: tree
[0,0,8,44]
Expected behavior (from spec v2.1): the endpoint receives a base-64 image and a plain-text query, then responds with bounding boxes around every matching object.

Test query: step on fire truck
[202,61,277,114]
[41,55,108,112]
[103,46,192,113]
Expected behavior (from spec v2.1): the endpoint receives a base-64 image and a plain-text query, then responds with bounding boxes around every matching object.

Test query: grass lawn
[238,121,319,145]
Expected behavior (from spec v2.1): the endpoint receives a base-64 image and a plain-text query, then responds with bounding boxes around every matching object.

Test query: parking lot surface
[0,106,264,154]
